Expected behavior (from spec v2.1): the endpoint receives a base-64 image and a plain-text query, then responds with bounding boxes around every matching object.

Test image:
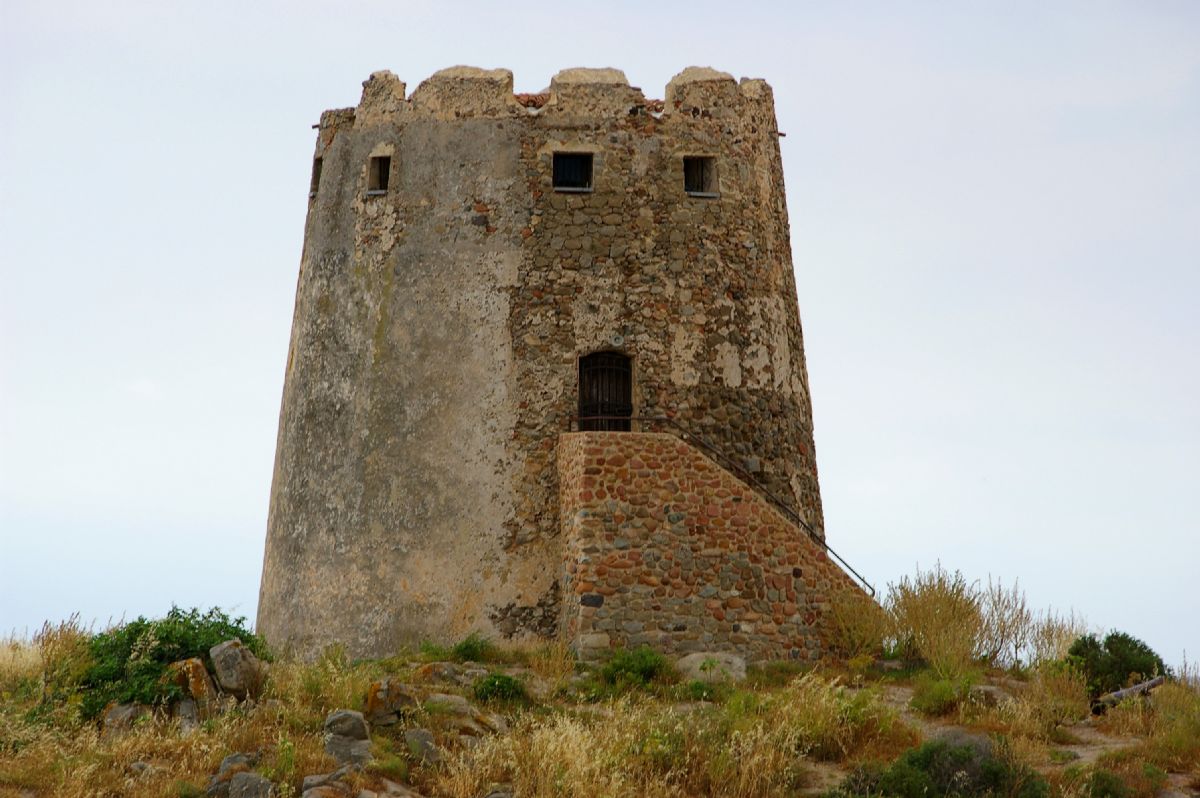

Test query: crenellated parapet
[339,65,777,128]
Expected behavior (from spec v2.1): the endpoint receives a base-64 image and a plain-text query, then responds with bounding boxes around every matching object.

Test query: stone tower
[257,66,866,661]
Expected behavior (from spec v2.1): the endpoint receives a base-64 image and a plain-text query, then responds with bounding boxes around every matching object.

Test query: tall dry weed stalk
[826,588,891,659]
[978,577,1033,668]
[1027,609,1088,667]
[887,563,982,678]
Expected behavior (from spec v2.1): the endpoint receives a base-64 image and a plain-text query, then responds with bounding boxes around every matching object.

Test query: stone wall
[258,66,830,658]
[559,432,864,662]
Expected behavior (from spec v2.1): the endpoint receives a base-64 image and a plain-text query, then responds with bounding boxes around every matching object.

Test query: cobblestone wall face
[258,66,828,658]
[559,432,863,662]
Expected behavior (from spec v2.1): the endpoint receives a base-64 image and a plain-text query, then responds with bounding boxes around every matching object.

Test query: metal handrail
[566,414,876,597]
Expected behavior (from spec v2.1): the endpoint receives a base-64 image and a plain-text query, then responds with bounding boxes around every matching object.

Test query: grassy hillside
[1,566,1196,798]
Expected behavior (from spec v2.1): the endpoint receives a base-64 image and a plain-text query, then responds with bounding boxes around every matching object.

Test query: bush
[451,633,497,663]
[887,564,982,679]
[473,673,527,703]
[827,588,891,660]
[599,647,671,688]
[836,734,1049,798]
[978,577,1033,668]
[79,606,266,719]
[1067,632,1166,699]
[910,673,972,717]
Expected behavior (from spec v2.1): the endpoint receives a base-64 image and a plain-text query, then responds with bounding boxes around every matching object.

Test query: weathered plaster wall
[258,65,828,659]
[558,432,863,662]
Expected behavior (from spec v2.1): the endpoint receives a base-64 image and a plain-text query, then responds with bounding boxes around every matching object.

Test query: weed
[978,576,1033,668]
[473,673,528,703]
[599,646,673,688]
[450,633,497,663]
[827,588,891,660]
[887,563,982,679]
[1028,608,1089,667]
[910,673,973,717]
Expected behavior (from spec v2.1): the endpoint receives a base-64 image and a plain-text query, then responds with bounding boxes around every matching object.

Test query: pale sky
[1,1,1197,664]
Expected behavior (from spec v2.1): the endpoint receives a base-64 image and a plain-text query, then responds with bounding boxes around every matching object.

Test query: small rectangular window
[684,156,718,197]
[553,152,593,192]
[367,155,391,194]
[309,157,323,198]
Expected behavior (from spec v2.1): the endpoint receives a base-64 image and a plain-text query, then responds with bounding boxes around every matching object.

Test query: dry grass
[1026,608,1088,667]
[1097,680,1200,775]
[437,673,917,798]
[524,640,577,690]
[826,588,891,660]
[965,662,1090,747]
[887,563,982,679]
[977,576,1033,668]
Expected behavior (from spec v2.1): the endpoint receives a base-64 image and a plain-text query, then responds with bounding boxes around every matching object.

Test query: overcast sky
[1,1,1196,665]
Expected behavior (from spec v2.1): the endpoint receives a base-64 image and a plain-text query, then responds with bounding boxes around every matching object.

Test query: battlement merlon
[338,65,778,125]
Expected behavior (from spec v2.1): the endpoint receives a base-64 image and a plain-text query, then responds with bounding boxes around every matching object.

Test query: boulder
[228,772,274,798]
[100,702,150,740]
[209,640,264,699]
[422,693,507,736]
[378,780,429,797]
[206,752,259,798]
[324,709,372,765]
[173,697,200,736]
[301,765,358,792]
[676,652,746,683]
[324,709,370,739]
[301,785,353,798]
[968,684,1013,708]
[364,678,420,726]
[168,657,219,710]
[404,728,441,764]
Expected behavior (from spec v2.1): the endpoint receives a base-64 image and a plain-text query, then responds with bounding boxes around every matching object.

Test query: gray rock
[325,735,372,766]
[100,701,150,739]
[378,780,428,797]
[676,652,746,683]
[301,782,355,798]
[404,728,441,764]
[423,692,474,716]
[174,697,200,736]
[324,709,370,740]
[207,752,260,798]
[209,639,264,699]
[364,678,420,726]
[968,684,1012,708]
[228,772,275,798]
[302,765,358,791]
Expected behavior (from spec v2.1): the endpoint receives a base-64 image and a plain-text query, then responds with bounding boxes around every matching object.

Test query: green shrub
[1067,632,1166,699]
[599,646,672,688]
[836,734,1049,798]
[682,679,730,702]
[79,606,266,720]
[473,672,527,703]
[450,633,497,663]
[1088,769,1131,798]
[910,673,972,717]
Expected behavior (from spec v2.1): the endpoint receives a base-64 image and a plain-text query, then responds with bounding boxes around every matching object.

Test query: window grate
[578,352,632,432]
[684,156,718,196]
[553,152,593,191]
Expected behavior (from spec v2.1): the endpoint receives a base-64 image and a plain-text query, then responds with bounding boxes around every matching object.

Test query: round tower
[257,66,833,659]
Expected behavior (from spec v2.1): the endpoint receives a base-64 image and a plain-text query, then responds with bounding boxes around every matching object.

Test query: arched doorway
[578,352,632,431]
